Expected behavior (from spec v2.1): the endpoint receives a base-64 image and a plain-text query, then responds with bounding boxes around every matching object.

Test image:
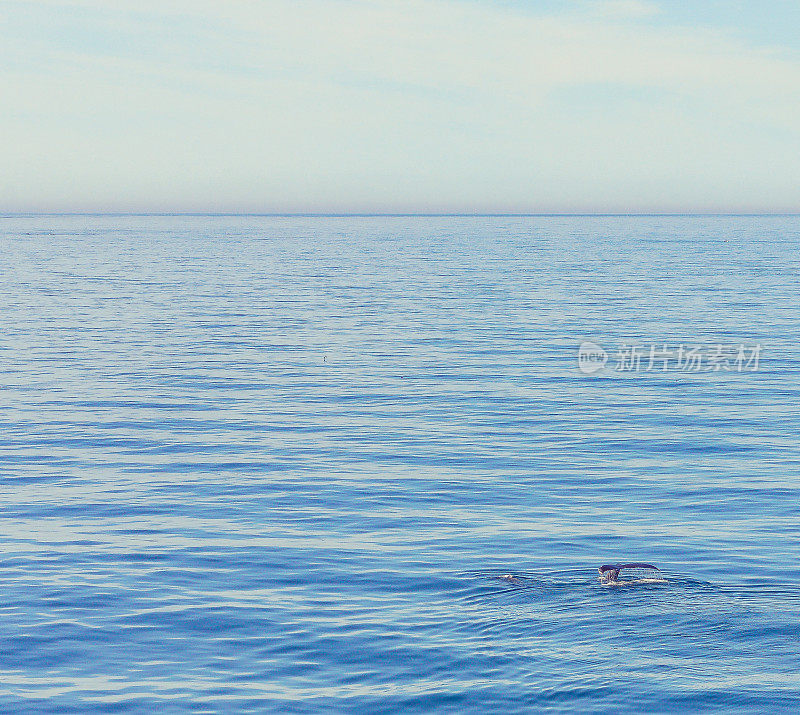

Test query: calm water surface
[1,215,799,712]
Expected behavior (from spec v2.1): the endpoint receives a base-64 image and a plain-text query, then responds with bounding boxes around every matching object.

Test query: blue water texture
[1,214,799,713]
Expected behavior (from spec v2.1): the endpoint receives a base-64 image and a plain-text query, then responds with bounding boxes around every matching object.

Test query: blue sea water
[1,214,799,713]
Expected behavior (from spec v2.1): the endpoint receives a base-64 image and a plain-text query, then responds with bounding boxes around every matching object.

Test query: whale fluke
[599,563,663,584]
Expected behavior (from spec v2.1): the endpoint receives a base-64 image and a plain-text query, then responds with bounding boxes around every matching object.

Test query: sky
[2,0,799,213]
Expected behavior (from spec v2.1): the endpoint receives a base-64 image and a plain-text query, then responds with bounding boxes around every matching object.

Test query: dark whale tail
[599,563,662,583]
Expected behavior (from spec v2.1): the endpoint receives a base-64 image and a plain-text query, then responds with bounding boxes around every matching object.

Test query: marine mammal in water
[599,563,665,584]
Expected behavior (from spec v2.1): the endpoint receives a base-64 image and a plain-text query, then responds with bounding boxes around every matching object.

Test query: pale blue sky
[2,0,799,212]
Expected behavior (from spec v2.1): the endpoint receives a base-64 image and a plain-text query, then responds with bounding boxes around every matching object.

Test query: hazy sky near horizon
[2,0,800,212]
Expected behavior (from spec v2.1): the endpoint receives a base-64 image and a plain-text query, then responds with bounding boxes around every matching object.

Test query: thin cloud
[587,0,661,19]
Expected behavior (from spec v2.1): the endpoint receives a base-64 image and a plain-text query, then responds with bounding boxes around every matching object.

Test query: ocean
[1,214,799,712]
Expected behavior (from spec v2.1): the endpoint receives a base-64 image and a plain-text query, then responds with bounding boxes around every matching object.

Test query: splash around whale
[599,563,667,585]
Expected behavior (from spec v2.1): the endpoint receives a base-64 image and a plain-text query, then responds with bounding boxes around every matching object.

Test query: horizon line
[3,212,800,218]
